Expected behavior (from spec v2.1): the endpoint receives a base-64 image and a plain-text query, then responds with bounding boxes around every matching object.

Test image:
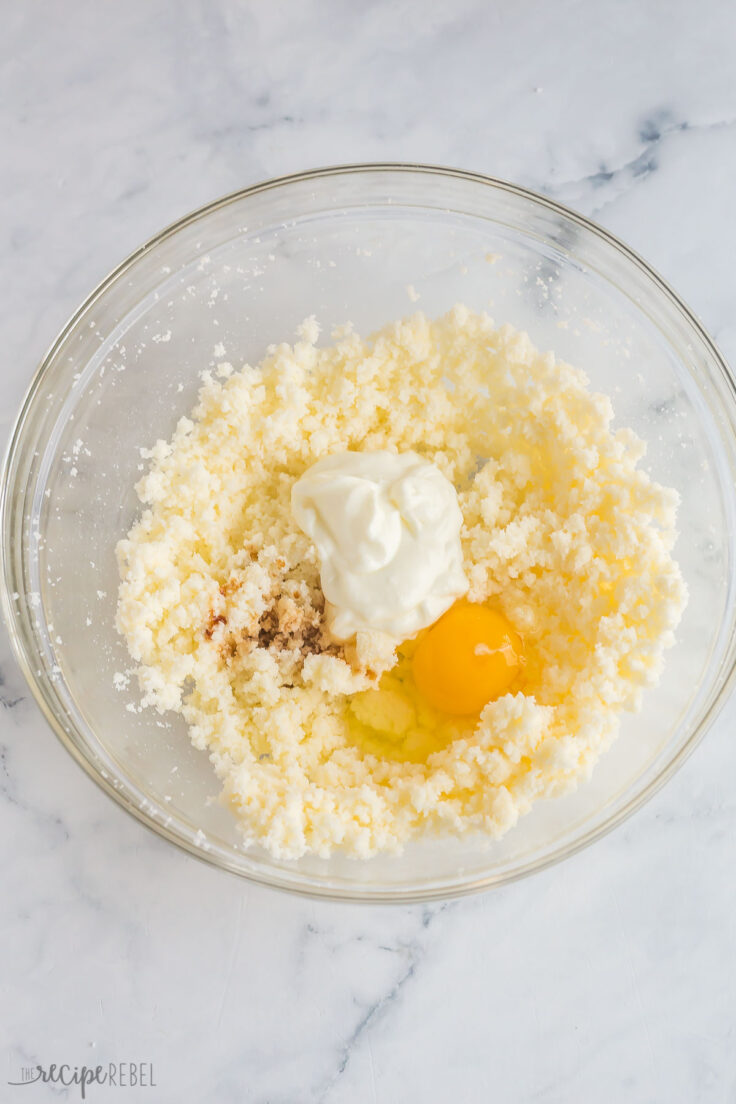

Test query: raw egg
[412,601,525,715]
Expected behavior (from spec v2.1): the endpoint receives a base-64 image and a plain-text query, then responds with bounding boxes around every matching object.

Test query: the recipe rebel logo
[8,1061,156,1098]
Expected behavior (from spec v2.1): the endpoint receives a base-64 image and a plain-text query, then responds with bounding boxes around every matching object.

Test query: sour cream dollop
[291,450,468,640]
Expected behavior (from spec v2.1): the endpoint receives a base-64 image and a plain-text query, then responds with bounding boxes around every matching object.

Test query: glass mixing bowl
[3,165,736,902]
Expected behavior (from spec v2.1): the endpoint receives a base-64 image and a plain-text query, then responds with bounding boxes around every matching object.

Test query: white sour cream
[291,450,468,640]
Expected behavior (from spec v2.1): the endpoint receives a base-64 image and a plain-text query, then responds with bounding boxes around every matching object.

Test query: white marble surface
[3,1,736,1100]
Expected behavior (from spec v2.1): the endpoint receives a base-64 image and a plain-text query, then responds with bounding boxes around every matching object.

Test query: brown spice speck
[204,573,341,670]
[204,613,226,640]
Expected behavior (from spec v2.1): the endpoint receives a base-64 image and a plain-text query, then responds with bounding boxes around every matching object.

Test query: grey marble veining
[3,1,736,1101]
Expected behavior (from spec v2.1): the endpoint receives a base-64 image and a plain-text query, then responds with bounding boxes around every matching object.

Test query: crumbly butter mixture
[116,308,687,859]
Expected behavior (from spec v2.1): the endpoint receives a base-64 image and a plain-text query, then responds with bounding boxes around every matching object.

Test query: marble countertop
[3,2,736,1100]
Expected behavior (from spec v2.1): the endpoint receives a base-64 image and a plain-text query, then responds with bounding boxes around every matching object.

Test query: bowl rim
[3,161,736,903]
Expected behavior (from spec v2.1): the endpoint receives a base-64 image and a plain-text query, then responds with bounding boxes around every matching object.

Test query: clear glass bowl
[3,165,736,902]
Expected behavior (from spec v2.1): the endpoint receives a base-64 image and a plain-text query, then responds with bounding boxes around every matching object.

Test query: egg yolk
[412,602,525,715]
